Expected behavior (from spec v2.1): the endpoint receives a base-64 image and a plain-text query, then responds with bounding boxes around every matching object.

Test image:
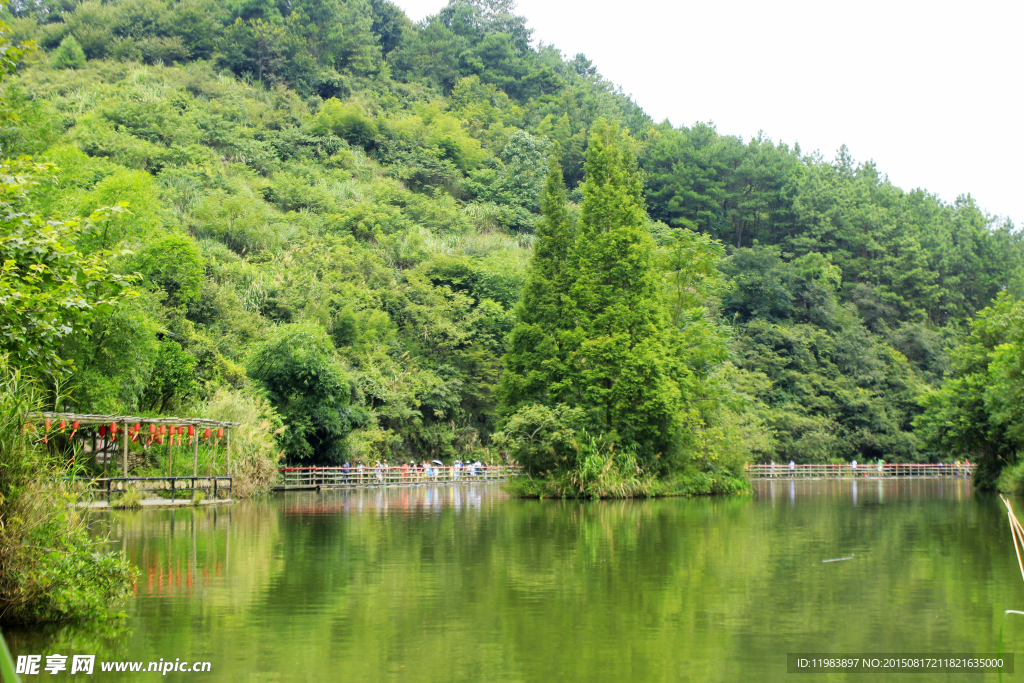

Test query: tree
[142,339,200,413]
[498,155,574,418]
[916,292,1024,488]
[567,119,686,472]
[247,323,362,464]
[52,35,86,69]
[136,232,204,307]
[0,160,137,377]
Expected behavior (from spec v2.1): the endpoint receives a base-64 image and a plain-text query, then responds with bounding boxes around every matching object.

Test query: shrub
[201,387,284,497]
[53,36,87,69]
[112,486,143,510]
[247,323,363,464]
[0,359,136,624]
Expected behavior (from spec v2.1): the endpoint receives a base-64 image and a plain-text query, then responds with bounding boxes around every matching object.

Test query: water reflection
[8,480,1017,683]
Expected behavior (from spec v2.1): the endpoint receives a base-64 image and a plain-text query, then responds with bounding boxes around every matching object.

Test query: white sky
[395,0,1023,226]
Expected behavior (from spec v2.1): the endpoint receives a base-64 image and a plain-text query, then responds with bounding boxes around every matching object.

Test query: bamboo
[226,428,231,477]
[192,430,199,478]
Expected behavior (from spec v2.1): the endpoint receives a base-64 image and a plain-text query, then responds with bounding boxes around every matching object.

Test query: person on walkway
[770,460,775,478]
[788,460,795,476]
[877,458,883,475]
[851,460,857,478]
[342,460,350,483]
[401,461,409,480]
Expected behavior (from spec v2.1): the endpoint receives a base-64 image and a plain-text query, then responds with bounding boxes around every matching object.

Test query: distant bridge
[747,463,973,480]
[272,465,517,491]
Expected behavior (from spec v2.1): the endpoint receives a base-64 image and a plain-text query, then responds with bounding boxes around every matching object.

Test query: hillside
[2,0,1021,474]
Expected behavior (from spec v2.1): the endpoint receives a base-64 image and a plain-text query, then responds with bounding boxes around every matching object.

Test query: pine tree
[53,35,87,70]
[497,156,575,414]
[568,118,685,472]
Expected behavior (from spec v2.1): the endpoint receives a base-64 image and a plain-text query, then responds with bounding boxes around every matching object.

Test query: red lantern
[134,423,141,434]
[217,427,224,439]
[98,425,107,437]
[109,423,118,439]
[71,420,79,432]
[204,428,211,440]
[59,420,67,431]
[149,424,156,435]
[45,419,51,432]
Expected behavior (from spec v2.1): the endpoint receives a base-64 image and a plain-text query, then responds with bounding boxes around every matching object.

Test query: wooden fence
[274,465,516,490]
[747,463,973,479]
[98,476,233,504]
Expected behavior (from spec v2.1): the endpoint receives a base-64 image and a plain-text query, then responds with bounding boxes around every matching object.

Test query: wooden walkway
[748,463,973,480]
[273,465,515,491]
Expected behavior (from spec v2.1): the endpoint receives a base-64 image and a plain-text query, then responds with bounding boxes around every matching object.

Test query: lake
[8,478,1022,681]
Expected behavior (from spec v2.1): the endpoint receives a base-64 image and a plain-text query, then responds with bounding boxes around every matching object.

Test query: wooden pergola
[29,412,239,478]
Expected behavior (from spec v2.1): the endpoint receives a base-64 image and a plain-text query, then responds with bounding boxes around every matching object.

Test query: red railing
[275,464,518,488]
[746,463,973,479]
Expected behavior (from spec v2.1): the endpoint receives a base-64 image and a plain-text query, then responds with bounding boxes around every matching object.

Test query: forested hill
[3,0,1021,470]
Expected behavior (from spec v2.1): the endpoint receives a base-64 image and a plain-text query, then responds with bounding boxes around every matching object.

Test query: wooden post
[100,429,108,479]
[226,427,232,477]
[193,426,199,477]
[121,421,128,476]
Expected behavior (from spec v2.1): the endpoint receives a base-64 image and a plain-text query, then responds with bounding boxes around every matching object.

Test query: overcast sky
[395,0,1022,225]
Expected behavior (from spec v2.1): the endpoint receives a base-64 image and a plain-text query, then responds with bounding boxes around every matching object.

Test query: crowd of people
[335,460,490,484]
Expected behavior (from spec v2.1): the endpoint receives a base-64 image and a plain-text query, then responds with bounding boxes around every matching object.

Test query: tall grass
[0,359,135,624]
[506,431,656,499]
[200,388,283,498]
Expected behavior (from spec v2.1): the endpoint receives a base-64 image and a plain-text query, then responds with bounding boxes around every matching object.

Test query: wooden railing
[747,463,973,479]
[274,465,517,489]
[97,476,232,503]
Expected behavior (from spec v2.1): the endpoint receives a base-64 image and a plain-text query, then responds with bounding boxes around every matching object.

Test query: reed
[999,495,1024,682]
[113,486,143,510]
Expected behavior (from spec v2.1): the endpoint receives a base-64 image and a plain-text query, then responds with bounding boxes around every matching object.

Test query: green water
[9,479,1024,682]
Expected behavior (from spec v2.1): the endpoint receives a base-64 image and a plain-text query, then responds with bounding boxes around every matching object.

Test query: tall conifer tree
[498,156,574,413]
[568,118,685,472]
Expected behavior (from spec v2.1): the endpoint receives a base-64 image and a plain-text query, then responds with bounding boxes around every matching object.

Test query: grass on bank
[0,359,136,624]
[503,431,749,500]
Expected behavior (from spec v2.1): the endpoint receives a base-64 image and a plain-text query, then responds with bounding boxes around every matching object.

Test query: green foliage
[201,387,283,497]
[0,0,1015,478]
[136,232,203,306]
[52,34,85,68]
[0,359,136,624]
[112,486,143,509]
[307,98,377,148]
[917,293,1024,488]
[247,322,359,464]
[0,159,137,377]
[491,403,583,474]
[565,120,686,471]
[141,339,200,413]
